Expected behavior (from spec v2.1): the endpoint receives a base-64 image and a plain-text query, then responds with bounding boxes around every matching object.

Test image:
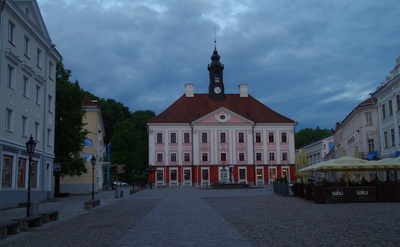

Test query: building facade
[333,97,379,160]
[147,46,297,187]
[372,56,400,159]
[303,136,334,166]
[0,0,61,209]
[60,99,108,194]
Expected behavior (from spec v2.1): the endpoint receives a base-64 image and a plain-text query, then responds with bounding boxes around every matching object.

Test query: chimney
[185,83,194,97]
[238,84,248,97]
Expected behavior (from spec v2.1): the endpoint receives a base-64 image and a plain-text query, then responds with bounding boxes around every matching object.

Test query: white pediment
[192,107,254,125]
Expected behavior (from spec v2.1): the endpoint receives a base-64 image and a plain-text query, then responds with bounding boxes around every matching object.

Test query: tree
[54,62,88,196]
[110,120,139,182]
[295,127,333,149]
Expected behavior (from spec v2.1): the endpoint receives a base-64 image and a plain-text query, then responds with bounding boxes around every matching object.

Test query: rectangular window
[34,122,39,140]
[368,139,375,153]
[384,131,388,148]
[7,65,15,88]
[238,132,244,143]
[36,85,41,105]
[24,35,30,57]
[48,95,53,113]
[49,62,54,79]
[47,128,52,147]
[366,112,372,125]
[23,76,30,97]
[156,170,163,181]
[2,155,13,188]
[255,132,261,143]
[17,158,26,188]
[6,108,13,132]
[282,152,288,161]
[170,170,177,181]
[239,153,245,161]
[268,132,274,142]
[281,132,287,143]
[170,153,177,162]
[391,129,395,146]
[239,169,246,180]
[36,48,42,68]
[202,169,209,180]
[156,133,163,143]
[269,152,275,161]
[382,104,386,118]
[220,132,226,143]
[22,116,28,136]
[202,153,208,162]
[183,133,190,143]
[389,100,393,116]
[256,152,262,161]
[170,133,177,143]
[397,95,400,112]
[8,21,15,44]
[201,132,208,143]
[221,153,227,162]
[184,153,190,162]
[156,153,163,162]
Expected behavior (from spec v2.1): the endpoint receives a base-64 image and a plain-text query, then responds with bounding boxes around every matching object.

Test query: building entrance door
[219,167,228,183]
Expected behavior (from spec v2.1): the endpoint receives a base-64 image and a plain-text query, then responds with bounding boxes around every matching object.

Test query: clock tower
[208,44,225,101]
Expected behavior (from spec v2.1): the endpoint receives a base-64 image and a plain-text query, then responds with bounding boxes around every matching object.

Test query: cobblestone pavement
[1,186,400,247]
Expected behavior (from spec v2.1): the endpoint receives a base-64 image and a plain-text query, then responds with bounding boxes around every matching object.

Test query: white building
[0,0,61,209]
[333,97,379,160]
[372,56,400,159]
[303,136,334,166]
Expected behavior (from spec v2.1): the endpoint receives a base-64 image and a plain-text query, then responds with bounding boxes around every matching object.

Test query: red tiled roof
[148,94,295,124]
[83,98,98,107]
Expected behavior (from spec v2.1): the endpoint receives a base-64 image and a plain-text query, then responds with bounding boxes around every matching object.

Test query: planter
[305,184,313,200]
[281,183,289,196]
[377,183,400,202]
[313,186,326,203]
[298,183,305,198]
[292,183,299,196]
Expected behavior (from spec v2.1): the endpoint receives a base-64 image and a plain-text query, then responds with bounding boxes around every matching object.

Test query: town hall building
[147,45,297,187]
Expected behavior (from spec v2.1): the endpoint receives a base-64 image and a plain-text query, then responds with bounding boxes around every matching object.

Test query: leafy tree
[131,110,155,172]
[97,99,131,144]
[54,62,88,195]
[109,119,139,182]
[295,127,333,149]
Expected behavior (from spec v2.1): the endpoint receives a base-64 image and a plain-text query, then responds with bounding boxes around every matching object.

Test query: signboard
[325,186,376,202]
[54,163,61,172]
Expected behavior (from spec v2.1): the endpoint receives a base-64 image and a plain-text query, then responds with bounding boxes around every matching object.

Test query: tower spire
[214,27,217,50]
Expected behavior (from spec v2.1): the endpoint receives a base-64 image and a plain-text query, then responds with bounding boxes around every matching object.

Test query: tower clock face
[214,86,221,94]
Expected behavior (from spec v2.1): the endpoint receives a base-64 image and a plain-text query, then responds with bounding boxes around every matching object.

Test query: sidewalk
[0,186,132,223]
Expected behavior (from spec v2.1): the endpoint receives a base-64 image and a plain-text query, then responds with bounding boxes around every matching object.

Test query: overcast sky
[37,0,400,131]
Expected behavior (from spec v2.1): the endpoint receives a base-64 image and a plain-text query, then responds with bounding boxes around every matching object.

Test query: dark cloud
[38,0,400,130]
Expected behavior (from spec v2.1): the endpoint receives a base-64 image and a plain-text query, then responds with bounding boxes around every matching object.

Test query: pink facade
[147,46,296,187]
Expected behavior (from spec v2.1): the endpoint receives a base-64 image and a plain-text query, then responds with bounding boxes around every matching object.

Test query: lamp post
[91,155,96,201]
[25,135,37,217]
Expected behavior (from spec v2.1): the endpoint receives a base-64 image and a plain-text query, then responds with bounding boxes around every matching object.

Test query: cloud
[37,0,400,130]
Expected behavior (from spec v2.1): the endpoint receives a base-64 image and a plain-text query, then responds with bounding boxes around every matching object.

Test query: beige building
[0,0,61,209]
[60,99,108,194]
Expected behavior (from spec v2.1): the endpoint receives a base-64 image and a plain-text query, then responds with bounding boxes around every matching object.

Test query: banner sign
[84,138,93,147]
[325,186,376,202]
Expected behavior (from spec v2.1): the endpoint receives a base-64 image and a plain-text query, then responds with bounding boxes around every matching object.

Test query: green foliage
[295,127,333,149]
[55,62,88,177]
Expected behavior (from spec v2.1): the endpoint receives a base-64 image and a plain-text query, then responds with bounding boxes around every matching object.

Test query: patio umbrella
[303,156,374,172]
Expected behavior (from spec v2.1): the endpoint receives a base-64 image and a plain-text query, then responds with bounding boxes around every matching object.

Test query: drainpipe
[252,122,256,186]
[190,123,194,187]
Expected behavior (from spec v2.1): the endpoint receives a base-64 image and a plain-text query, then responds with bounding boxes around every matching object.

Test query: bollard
[120,190,124,198]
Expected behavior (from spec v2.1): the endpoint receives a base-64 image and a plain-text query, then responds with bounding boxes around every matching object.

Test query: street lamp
[25,135,37,217]
[91,155,96,201]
